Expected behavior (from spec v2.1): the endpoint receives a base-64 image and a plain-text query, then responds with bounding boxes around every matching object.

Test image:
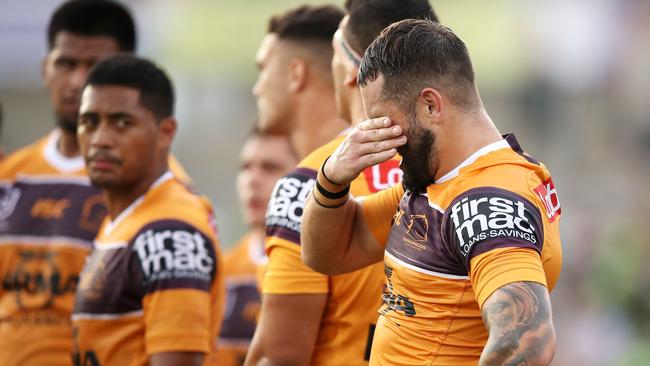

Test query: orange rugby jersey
[361,134,562,366]
[72,171,224,366]
[211,232,265,366]
[0,130,104,365]
[264,133,402,366]
[0,130,194,365]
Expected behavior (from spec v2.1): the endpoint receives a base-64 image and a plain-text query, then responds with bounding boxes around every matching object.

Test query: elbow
[483,323,556,366]
[526,321,557,366]
[534,327,557,366]
[301,247,340,276]
[300,227,341,276]
[250,353,311,366]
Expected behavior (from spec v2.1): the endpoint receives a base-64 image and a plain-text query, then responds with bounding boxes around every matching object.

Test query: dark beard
[57,114,77,134]
[397,120,436,194]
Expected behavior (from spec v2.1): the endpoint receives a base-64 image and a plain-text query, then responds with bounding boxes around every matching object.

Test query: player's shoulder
[0,136,49,179]
[137,178,217,237]
[223,234,252,262]
[442,136,554,204]
[297,134,346,170]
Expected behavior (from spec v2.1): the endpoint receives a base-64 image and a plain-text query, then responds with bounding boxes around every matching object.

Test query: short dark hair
[268,4,344,44]
[47,0,136,52]
[344,0,438,54]
[84,55,174,120]
[358,19,477,109]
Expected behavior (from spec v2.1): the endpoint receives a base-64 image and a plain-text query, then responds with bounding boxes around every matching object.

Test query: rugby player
[246,1,438,365]
[302,20,562,366]
[73,55,224,366]
[251,5,348,159]
[0,2,192,364]
[0,2,188,364]
[213,130,297,366]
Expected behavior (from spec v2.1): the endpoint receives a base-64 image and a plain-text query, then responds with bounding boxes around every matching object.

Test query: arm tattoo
[479,282,555,366]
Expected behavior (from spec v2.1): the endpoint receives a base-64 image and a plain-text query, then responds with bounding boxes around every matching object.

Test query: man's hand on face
[324,117,406,185]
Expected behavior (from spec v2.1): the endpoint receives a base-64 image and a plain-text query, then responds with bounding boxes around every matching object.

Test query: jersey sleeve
[360,183,405,247]
[441,186,547,306]
[129,219,218,354]
[262,240,328,294]
[469,247,547,307]
[263,167,328,294]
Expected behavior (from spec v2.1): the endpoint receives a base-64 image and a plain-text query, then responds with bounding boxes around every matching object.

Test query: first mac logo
[449,189,540,257]
[133,225,214,283]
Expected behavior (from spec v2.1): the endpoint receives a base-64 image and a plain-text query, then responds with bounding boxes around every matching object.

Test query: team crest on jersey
[362,160,402,193]
[266,169,316,242]
[132,221,215,285]
[449,188,542,257]
[0,184,21,222]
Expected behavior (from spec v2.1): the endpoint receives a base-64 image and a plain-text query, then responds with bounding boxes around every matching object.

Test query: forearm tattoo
[479,282,555,366]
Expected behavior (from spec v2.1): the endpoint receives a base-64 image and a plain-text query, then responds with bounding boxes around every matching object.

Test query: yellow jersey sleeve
[469,247,548,308]
[132,219,219,354]
[360,183,405,246]
[143,289,213,354]
[263,240,328,294]
[263,166,328,294]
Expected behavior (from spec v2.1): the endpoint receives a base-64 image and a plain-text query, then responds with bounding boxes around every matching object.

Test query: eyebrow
[79,111,135,119]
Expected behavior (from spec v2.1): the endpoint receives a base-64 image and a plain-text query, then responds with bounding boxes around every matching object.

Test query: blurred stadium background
[1,0,648,364]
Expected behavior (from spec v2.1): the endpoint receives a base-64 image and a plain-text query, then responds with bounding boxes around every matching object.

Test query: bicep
[150,352,204,366]
[245,293,327,366]
[479,281,556,366]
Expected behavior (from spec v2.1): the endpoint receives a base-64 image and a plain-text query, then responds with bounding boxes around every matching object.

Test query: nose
[89,120,115,148]
[69,65,91,91]
[252,77,261,98]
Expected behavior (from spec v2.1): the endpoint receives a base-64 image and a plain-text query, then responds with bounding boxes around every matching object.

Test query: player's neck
[347,90,366,126]
[433,108,502,182]
[291,95,348,159]
[57,130,81,158]
[104,164,169,220]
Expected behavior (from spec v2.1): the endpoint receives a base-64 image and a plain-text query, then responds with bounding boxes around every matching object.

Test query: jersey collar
[434,137,511,184]
[102,171,174,236]
[42,129,85,173]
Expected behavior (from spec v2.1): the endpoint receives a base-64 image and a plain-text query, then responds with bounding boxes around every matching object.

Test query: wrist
[313,158,350,208]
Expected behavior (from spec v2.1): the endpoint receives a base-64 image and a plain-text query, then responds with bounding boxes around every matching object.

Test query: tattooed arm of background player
[479,281,556,366]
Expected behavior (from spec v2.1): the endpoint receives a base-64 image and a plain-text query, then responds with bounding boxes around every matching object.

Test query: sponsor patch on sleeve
[265,168,317,245]
[131,220,217,293]
[444,187,544,268]
[533,177,561,223]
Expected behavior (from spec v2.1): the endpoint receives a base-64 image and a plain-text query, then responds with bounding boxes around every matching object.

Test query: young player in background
[212,130,297,366]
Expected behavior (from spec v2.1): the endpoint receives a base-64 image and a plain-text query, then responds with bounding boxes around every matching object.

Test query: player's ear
[416,87,443,126]
[344,64,358,87]
[158,117,177,150]
[41,55,51,86]
[288,58,308,93]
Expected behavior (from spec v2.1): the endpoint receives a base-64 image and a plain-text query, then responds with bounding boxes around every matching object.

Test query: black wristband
[316,180,350,200]
[312,192,348,209]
